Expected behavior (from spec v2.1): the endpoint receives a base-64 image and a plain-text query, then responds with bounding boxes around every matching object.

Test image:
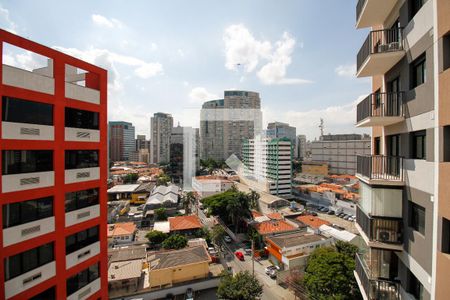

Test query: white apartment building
[150,112,173,164]
[192,175,234,198]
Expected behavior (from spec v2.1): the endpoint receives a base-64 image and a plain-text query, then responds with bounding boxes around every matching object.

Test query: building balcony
[356,206,402,251]
[356,93,404,127]
[66,241,100,269]
[357,28,405,77]
[2,217,55,247]
[65,204,100,227]
[4,261,56,299]
[355,253,400,300]
[356,155,404,186]
[356,0,399,29]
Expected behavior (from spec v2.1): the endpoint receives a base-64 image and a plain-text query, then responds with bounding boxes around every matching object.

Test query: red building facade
[0,30,108,299]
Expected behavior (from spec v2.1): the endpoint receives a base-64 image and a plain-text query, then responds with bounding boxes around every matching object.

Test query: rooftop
[108,222,137,237]
[254,220,297,235]
[296,215,330,229]
[109,245,147,263]
[267,232,326,249]
[108,260,143,281]
[169,215,202,231]
[107,184,141,193]
[153,221,170,233]
[148,246,210,270]
[194,175,233,183]
[266,212,283,220]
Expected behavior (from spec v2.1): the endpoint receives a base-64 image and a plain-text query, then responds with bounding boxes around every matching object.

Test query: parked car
[224,236,232,243]
[337,213,345,218]
[310,212,318,216]
[265,265,277,275]
[332,224,345,230]
[327,210,335,215]
[185,288,194,300]
[235,251,244,261]
[344,215,351,220]
[137,204,145,211]
[244,248,252,255]
[269,269,277,279]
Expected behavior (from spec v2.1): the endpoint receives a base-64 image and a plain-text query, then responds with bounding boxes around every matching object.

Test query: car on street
[235,251,244,261]
[224,236,232,243]
[265,265,277,274]
[244,248,252,255]
[321,207,329,212]
[269,269,277,279]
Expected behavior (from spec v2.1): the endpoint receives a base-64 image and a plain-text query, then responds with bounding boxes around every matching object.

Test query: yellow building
[148,246,211,289]
[301,162,328,176]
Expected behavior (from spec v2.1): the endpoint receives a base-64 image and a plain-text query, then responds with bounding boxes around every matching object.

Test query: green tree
[302,243,362,300]
[156,173,171,186]
[211,225,226,246]
[335,240,358,258]
[145,230,168,245]
[162,234,188,249]
[155,207,167,221]
[182,191,197,214]
[248,190,260,210]
[217,271,263,300]
[123,173,138,184]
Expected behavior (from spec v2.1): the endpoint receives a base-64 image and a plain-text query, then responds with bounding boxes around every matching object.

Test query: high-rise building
[354,1,449,299]
[0,30,107,299]
[150,112,173,164]
[108,121,135,162]
[200,90,262,162]
[311,134,371,175]
[242,138,292,196]
[169,125,200,185]
[135,134,150,151]
[295,134,307,160]
[266,122,296,148]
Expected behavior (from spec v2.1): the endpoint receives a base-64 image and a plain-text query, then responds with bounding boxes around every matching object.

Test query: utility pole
[252,238,255,276]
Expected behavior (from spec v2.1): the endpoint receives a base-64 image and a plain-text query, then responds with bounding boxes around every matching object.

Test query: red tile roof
[266,212,283,220]
[254,220,296,235]
[107,222,137,237]
[296,215,330,229]
[169,215,202,231]
[251,210,263,219]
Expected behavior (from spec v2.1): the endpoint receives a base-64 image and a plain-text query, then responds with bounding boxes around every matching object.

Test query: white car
[265,265,277,275]
[224,236,232,243]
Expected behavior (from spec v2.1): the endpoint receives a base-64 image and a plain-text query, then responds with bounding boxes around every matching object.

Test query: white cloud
[263,95,368,140]
[91,14,123,29]
[335,64,356,78]
[223,24,310,85]
[177,49,185,57]
[0,5,17,33]
[189,87,218,103]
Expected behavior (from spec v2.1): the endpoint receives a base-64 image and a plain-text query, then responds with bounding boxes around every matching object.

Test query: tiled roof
[108,246,147,263]
[254,220,296,235]
[267,232,325,249]
[169,215,202,231]
[108,222,137,237]
[148,246,210,270]
[296,215,330,229]
[108,259,143,281]
[251,210,263,218]
[266,212,283,220]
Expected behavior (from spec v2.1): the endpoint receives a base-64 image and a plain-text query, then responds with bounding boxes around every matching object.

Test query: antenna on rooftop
[319,118,324,137]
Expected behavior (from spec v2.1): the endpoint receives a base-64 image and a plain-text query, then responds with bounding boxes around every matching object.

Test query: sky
[0,0,371,140]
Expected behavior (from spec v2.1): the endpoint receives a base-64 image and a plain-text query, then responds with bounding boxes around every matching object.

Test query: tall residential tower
[150,112,173,164]
[108,121,135,162]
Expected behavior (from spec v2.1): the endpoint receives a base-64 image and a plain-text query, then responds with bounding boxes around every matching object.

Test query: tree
[156,173,171,186]
[146,230,168,245]
[302,243,362,300]
[335,240,358,258]
[182,191,197,214]
[217,271,263,300]
[123,173,138,184]
[155,207,167,221]
[196,226,211,244]
[211,225,226,246]
[162,234,188,249]
[248,190,260,210]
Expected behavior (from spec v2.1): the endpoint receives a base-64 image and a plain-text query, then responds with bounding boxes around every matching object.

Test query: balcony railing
[356,0,366,23]
[356,206,402,244]
[357,155,403,182]
[357,28,403,73]
[356,254,400,300]
[356,92,403,123]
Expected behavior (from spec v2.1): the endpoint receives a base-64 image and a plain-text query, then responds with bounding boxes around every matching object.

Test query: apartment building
[242,138,292,196]
[296,134,307,160]
[266,122,296,151]
[200,90,262,161]
[311,134,371,175]
[354,0,450,299]
[0,30,107,299]
[108,121,135,162]
[150,112,173,164]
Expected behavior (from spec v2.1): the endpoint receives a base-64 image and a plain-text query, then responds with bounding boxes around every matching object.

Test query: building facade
[242,138,292,196]
[296,134,307,160]
[354,0,450,299]
[0,30,108,299]
[108,121,135,162]
[266,122,296,151]
[200,90,262,161]
[150,112,173,164]
[311,134,371,175]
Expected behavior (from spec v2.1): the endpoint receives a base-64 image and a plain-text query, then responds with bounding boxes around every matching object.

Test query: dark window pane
[411,54,426,88]
[88,263,99,282]
[30,287,56,300]
[2,202,20,228]
[21,247,38,273]
[4,253,21,280]
[39,243,54,265]
[2,96,53,125]
[65,107,99,130]
[66,274,79,296]
[65,188,99,212]
[410,202,426,235]
[2,150,53,175]
[78,269,89,289]
[412,130,426,159]
[66,234,77,254]
[3,197,53,228]
[65,150,99,169]
[37,197,53,219]
[21,200,38,224]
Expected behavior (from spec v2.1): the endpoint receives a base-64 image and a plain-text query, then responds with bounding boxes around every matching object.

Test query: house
[107,183,154,203]
[168,215,202,236]
[265,232,333,269]
[148,246,211,289]
[192,175,234,198]
[144,184,180,210]
[253,220,298,236]
[296,215,330,233]
[108,260,144,295]
[108,222,137,246]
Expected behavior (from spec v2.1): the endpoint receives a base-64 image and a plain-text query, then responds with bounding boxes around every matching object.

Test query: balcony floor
[356,116,404,128]
[357,51,405,78]
[356,173,404,187]
[355,223,404,252]
[356,0,398,29]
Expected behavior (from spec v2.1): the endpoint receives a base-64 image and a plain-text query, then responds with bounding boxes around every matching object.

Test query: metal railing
[356,254,400,300]
[356,92,403,123]
[356,0,367,23]
[356,206,402,244]
[357,28,403,73]
[357,155,403,181]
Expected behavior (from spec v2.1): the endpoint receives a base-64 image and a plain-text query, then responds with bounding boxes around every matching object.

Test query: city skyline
[0,0,371,140]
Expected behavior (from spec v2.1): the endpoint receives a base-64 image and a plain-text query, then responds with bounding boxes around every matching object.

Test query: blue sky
[0,0,371,140]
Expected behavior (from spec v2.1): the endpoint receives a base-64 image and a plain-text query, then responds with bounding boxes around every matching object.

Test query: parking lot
[315,211,358,234]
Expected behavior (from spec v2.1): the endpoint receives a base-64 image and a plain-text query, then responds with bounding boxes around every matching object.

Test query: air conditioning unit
[389,42,401,51]
[377,230,392,242]
[378,44,389,53]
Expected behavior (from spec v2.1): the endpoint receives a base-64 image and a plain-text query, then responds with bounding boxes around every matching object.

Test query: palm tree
[248,190,260,211]
[186,191,197,214]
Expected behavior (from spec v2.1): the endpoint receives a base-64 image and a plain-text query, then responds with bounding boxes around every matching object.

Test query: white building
[192,175,234,198]
[150,112,173,164]
[242,137,292,196]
